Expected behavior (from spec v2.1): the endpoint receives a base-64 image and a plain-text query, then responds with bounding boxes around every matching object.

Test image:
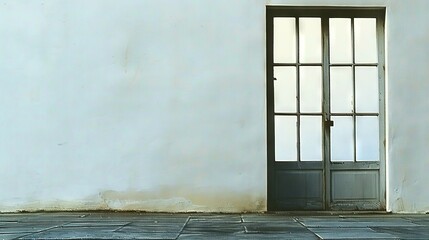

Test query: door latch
[325,120,334,127]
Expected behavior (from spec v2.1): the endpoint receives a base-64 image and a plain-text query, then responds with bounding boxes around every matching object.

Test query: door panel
[267,7,386,211]
[276,170,323,209]
[331,170,379,201]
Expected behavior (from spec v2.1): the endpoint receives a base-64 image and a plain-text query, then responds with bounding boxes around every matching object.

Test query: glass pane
[331,116,354,162]
[329,18,352,63]
[330,67,353,113]
[356,117,379,161]
[356,67,379,113]
[274,67,296,113]
[275,116,297,161]
[299,18,322,63]
[355,18,378,63]
[274,18,296,63]
[301,116,322,161]
[300,66,322,113]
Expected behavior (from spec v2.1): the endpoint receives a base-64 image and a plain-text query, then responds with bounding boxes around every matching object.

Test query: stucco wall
[386,0,429,213]
[0,0,266,212]
[0,0,428,213]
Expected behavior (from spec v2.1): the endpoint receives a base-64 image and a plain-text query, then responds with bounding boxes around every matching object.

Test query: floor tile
[182,221,244,234]
[243,222,308,234]
[115,225,182,233]
[241,214,296,223]
[189,215,242,223]
[0,225,57,234]
[0,212,426,239]
[300,220,418,228]
[309,227,397,239]
[0,233,29,240]
[371,226,429,239]
[238,233,319,239]
[19,226,177,240]
[63,221,130,227]
[407,219,429,226]
[177,233,240,240]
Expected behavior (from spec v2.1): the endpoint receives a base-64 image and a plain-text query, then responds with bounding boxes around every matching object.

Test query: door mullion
[322,16,331,210]
[352,18,357,163]
[296,17,301,162]
[376,14,387,209]
[266,11,275,211]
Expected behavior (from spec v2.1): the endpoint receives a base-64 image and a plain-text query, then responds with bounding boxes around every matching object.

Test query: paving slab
[0,233,29,240]
[0,222,19,228]
[371,226,429,239]
[309,227,398,239]
[0,225,58,234]
[84,215,188,224]
[178,232,319,239]
[182,222,244,234]
[243,222,309,233]
[63,221,130,227]
[115,225,182,233]
[176,233,240,240]
[19,226,178,240]
[300,220,419,228]
[189,215,242,223]
[241,214,296,223]
[405,218,429,226]
[0,212,427,239]
[240,233,319,239]
[0,216,30,222]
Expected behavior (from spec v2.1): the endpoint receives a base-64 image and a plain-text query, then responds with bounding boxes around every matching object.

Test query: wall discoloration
[98,189,265,212]
[0,189,265,213]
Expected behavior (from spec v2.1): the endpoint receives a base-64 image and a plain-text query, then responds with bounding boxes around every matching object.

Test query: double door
[267,8,386,210]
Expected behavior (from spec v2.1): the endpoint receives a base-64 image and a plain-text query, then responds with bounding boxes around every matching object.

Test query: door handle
[325,120,334,127]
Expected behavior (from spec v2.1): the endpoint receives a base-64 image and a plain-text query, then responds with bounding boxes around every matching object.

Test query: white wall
[0,0,266,212]
[1,0,428,213]
[386,0,429,213]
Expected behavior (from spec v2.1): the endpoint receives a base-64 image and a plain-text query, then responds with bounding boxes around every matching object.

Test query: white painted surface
[0,0,428,213]
[0,0,266,212]
[386,0,429,213]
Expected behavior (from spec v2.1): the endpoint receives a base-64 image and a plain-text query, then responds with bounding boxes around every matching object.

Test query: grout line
[294,217,322,240]
[11,214,93,239]
[240,215,247,233]
[112,222,132,232]
[175,215,191,240]
[11,221,71,240]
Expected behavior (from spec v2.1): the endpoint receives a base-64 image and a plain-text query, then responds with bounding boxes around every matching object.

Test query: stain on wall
[0,188,266,213]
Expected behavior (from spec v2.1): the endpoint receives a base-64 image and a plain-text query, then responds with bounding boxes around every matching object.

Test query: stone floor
[0,212,428,239]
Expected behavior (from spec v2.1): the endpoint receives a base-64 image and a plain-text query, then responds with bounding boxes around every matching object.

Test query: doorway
[266,7,386,210]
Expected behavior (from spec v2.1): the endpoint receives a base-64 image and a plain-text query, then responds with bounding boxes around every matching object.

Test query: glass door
[267,7,386,211]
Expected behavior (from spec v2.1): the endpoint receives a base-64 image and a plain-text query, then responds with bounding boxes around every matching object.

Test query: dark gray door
[267,7,386,211]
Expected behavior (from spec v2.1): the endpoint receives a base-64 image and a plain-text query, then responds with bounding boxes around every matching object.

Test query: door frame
[266,6,386,211]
